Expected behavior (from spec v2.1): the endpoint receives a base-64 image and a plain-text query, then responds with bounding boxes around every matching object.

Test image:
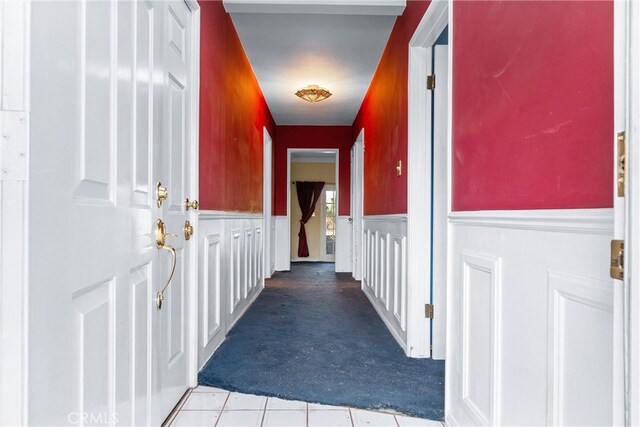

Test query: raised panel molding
[203,235,222,345]
[547,270,613,426]
[71,278,115,420]
[131,0,154,208]
[197,213,265,368]
[447,208,613,426]
[460,252,502,426]
[362,216,407,351]
[74,0,115,204]
[130,264,152,426]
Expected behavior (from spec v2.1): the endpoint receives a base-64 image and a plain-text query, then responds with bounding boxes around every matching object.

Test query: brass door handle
[185,198,199,211]
[155,219,177,310]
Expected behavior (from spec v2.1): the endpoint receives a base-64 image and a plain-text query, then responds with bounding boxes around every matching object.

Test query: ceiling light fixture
[295,85,332,103]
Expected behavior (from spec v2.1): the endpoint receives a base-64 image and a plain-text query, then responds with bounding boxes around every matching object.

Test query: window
[324,189,336,255]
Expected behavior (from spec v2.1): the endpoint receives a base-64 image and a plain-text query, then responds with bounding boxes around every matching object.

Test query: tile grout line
[349,408,355,427]
[166,388,193,426]
[306,402,309,427]
[213,392,231,427]
[393,414,400,427]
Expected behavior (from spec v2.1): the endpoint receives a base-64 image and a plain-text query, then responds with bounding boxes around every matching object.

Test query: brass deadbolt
[156,182,168,208]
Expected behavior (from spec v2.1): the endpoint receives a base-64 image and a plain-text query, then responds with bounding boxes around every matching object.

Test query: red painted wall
[274,126,352,216]
[352,1,430,215]
[199,1,276,213]
[452,1,613,210]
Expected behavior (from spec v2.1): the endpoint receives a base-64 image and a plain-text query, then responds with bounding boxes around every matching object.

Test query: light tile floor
[167,386,444,427]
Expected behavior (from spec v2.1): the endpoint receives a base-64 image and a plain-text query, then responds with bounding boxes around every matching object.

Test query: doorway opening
[287,149,339,269]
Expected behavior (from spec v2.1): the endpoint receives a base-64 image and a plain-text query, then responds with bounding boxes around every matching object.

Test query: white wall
[446,209,614,426]
[362,215,408,351]
[197,212,264,368]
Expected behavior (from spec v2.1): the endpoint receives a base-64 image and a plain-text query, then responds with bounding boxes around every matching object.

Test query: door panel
[155,0,192,420]
[29,1,194,425]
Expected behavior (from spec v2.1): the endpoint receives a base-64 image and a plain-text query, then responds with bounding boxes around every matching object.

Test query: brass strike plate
[617,132,626,197]
[610,239,624,280]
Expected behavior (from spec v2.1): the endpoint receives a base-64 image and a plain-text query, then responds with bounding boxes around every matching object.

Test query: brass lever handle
[185,198,199,211]
[155,219,177,310]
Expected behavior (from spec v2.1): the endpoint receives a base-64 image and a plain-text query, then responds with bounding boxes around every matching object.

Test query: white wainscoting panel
[362,215,407,351]
[446,209,614,426]
[547,270,613,426]
[197,212,265,368]
[274,215,290,271]
[335,216,352,273]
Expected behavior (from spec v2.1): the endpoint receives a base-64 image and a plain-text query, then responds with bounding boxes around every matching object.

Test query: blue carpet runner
[198,262,444,420]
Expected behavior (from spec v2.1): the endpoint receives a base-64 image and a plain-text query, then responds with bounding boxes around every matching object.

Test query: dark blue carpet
[198,262,444,420]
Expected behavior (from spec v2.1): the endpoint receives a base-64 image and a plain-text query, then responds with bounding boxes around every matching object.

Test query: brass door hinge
[426,74,436,91]
[617,131,626,197]
[425,303,434,319]
[610,239,624,280]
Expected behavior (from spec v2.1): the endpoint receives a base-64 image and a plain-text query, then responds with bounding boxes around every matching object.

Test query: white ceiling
[226,2,403,125]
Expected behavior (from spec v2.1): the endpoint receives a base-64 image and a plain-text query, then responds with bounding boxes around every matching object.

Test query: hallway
[198,263,445,420]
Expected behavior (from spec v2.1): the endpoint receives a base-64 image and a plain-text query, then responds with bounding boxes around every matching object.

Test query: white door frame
[616,0,640,424]
[286,148,339,265]
[351,130,364,280]
[0,1,30,425]
[628,1,640,423]
[185,0,201,390]
[406,0,449,358]
[263,127,273,278]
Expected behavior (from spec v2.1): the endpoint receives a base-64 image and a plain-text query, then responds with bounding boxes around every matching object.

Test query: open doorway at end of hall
[289,151,338,265]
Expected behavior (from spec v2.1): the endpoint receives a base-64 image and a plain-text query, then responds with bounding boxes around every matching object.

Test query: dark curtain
[295,181,325,257]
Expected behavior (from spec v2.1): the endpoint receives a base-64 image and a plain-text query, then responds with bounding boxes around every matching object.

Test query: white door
[153,0,194,422]
[430,44,448,360]
[263,128,274,278]
[28,1,193,425]
[351,134,364,280]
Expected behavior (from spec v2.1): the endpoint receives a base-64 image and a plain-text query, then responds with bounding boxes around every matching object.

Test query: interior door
[351,137,364,280]
[153,0,193,423]
[430,44,448,360]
